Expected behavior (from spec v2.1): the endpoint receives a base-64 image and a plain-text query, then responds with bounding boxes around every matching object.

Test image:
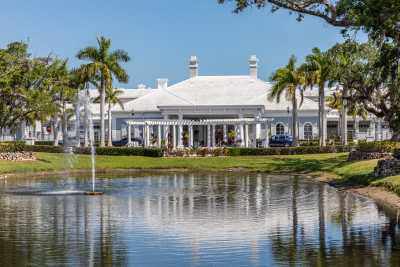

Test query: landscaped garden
[2,140,400,200]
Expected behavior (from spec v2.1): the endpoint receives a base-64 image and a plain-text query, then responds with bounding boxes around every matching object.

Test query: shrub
[24,145,64,153]
[358,141,400,153]
[0,141,25,152]
[393,149,400,160]
[298,140,319,147]
[35,141,54,146]
[75,146,163,157]
[23,145,163,157]
[212,147,227,157]
[226,145,351,156]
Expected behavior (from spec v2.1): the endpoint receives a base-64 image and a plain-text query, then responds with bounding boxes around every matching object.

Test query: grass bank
[1,152,400,197]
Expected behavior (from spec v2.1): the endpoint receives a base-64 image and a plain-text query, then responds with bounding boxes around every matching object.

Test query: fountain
[75,90,103,196]
[4,90,104,196]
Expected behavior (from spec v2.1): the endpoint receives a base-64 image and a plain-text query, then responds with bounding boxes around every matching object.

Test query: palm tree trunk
[52,116,60,146]
[62,110,68,147]
[341,87,348,145]
[100,78,106,147]
[319,85,326,147]
[292,93,298,146]
[107,102,112,146]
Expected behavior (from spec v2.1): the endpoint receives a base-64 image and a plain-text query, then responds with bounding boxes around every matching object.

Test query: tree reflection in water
[0,173,399,266]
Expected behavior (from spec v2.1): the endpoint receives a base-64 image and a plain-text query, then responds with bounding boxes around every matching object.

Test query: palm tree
[303,48,333,147]
[76,36,130,147]
[94,86,124,146]
[47,59,77,146]
[269,56,306,146]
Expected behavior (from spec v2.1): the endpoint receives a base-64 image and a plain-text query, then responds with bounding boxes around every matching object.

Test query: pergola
[124,118,273,148]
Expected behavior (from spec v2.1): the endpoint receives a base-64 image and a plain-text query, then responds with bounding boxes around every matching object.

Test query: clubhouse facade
[15,56,392,147]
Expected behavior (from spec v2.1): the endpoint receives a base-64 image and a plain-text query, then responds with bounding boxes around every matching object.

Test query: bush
[298,140,319,147]
[75,146,163,157]
[393,149,400,160]
[35,141,54,146]
[24,145,64,153]
[23,145,163,157]
[0,141,25,152]
[358,141,400,153]
[226,145,351,156]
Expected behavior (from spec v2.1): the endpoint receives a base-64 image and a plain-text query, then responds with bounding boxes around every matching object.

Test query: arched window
[304,123,313,140]
[276,123,285,135]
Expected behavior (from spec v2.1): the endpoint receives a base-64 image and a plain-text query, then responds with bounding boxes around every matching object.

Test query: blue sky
[0,0,355,88]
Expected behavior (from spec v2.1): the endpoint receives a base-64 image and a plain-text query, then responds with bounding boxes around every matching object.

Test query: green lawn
[1,152,400,196]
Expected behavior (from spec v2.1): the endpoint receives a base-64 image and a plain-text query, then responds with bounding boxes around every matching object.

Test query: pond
[0,173,399,266]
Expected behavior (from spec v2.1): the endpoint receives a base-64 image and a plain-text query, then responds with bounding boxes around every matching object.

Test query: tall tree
[47,59,77,146]
[218,0,400,38]
[0,42,57,137]
[76,36,130,147]
[269,55,305,146]
[94,86,124,146]
[327,41,372,144]
[219,0,400,141]
[302,48,333,147]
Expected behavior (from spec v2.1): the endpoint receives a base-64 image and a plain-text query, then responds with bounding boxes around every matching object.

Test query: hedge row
[24,145,64,153]
[23,145,163,157]
[34,141,54,146]
[75,146,163,157]
[226,145,352,156]
[0,141,26,152]
[358,141,400,153]
[24,145,163,157]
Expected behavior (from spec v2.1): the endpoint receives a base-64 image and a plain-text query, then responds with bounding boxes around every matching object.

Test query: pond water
[0,173,400,266]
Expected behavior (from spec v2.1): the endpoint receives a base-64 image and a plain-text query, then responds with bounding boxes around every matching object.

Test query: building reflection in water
[0,173,399,266]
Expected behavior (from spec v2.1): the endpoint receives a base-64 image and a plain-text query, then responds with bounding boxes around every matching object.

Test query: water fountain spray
[76,90,103,195]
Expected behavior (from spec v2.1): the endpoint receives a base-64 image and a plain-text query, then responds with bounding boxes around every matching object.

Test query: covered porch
[124,118,272,148]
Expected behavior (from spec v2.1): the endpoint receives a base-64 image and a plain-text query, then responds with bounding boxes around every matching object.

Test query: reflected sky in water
[0,173,400,266]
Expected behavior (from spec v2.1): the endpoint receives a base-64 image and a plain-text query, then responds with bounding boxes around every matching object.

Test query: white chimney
[189,56,198,78]
[157,79,168,89]
[249,55,259,78]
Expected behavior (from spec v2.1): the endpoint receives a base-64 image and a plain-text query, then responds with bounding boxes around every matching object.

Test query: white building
[13,55,392,147]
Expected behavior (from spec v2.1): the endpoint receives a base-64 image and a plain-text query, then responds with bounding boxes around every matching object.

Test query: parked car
[269,134,293,147]
[112,137,143,147]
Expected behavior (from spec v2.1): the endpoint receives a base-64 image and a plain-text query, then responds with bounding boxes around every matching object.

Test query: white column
[141,126,146,147]
[239,124,244,147]
[252,124,257,148]
[189,125,194,147]
[244,124,249,148]
[264,121,269,148]
[132,125,136,147]
[163,124,169,146]
[145,125,150,147]
[223,124,228,144]
[207,124,211,148]
[354,118,359,141]
[378,120,383,141]
[127,125,132,145]
[172,125,177,149]
[178,124,183,148]
[157,125,162,147]
[211,125,216,147]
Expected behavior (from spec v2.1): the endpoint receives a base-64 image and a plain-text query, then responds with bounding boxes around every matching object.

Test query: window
[304,123,313,140]
[359,121,370,133]
[276,123,285,135]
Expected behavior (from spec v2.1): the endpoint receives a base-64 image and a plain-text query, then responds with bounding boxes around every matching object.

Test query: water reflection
[0,174,400,266]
